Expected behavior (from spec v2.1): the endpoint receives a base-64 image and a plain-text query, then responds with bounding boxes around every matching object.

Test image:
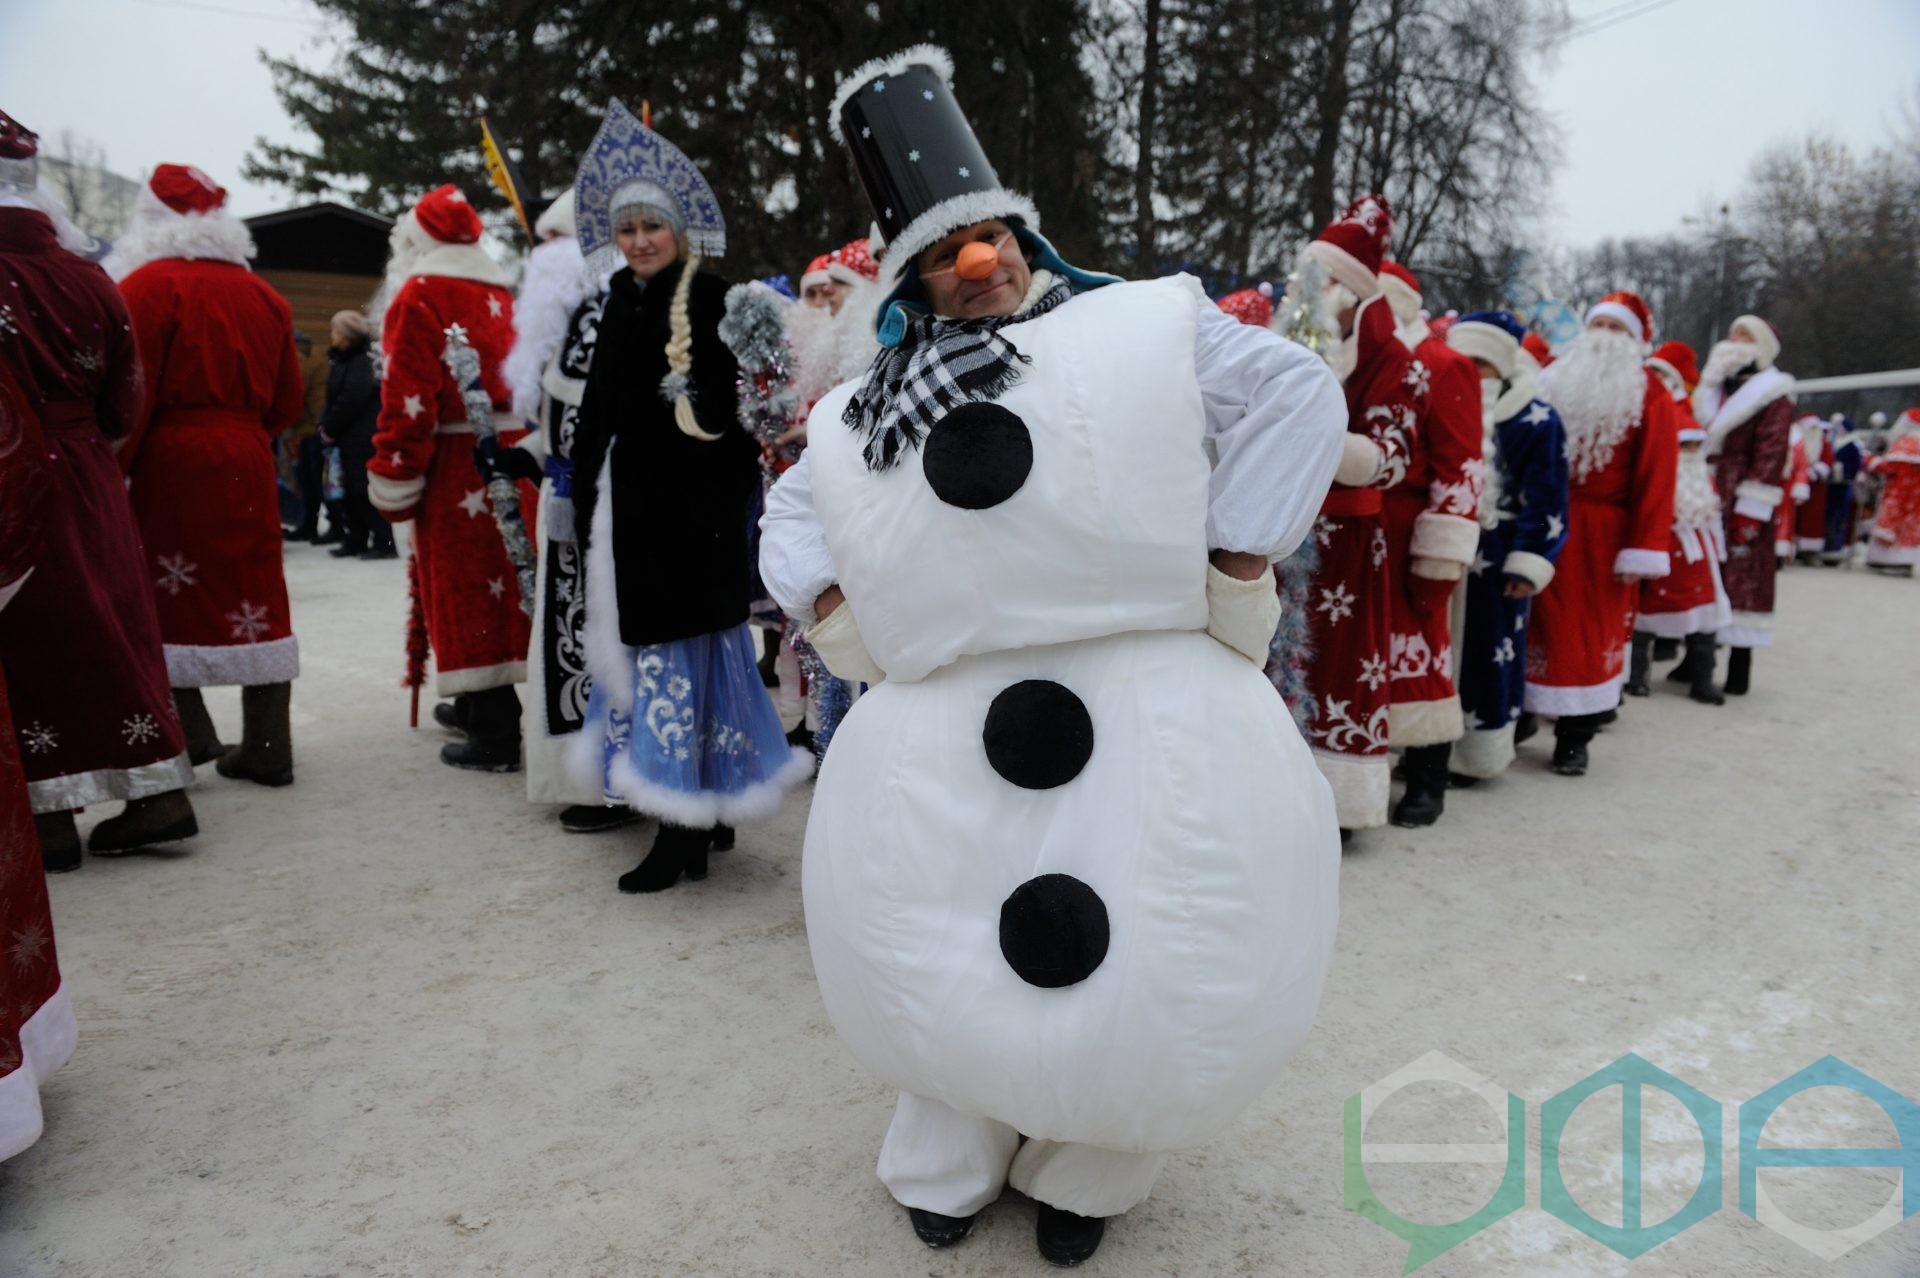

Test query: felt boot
[440,687,521,771]
[1724,645,1752,696]
[1685,633,1724,705]
[1390,744,1449,828]
[87,790,197,853]
[1625,633,1652,697]
[1035,1203,1107,1267]
[173,687,226,766]
[35,810,82,874]
[216,682,294,787]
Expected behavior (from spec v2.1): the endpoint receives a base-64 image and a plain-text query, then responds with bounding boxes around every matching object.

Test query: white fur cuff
[1334,433,1385,487]
[1204,564,1282,664]
[1790,482,1810,502]
[806,604,886,686]
[1502,550,1556,590]
[367,472,426,514]
[1735,480,1784,519]
[1409,556,1463,582]
[1613,548,1670,578]
[1411,512,1480,566]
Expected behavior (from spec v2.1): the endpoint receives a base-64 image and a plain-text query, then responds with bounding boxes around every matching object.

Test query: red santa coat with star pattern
[367,271,536,694]
[119,257,306,686]
[1383,330,1483,746]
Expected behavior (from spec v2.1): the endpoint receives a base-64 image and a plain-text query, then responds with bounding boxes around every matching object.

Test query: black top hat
[830,45,1038,280]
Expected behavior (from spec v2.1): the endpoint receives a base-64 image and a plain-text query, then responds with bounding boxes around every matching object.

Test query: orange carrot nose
[955,240,999,281]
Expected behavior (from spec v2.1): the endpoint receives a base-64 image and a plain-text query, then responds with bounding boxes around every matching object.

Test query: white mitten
[806,602,886,685]
[1204,564,1282,665]
[1333,433,1386,487]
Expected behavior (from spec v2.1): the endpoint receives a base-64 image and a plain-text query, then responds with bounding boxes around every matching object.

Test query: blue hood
[872,223,1123,348]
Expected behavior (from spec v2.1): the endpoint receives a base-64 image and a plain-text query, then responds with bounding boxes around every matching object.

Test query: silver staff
[442,322,535,616]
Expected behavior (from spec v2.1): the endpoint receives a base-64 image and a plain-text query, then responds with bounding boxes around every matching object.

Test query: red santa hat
[1522,331,1553,367]
[148,163,227,215]
[410,184,484,244]
[1378,259,1422,324]
[1730,313,1781,369]
[1303,194,1392,300]
[801,237,882,292]
[0,108,38,190]
[1646,339,1699,394]
[1585,290,1653,344]
[1216,283,1274,329]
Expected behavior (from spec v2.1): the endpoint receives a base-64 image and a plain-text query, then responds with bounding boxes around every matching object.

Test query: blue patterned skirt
[572,623,814,827]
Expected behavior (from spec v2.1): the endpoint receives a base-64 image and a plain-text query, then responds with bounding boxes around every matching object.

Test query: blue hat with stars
[1447,309,1526,378]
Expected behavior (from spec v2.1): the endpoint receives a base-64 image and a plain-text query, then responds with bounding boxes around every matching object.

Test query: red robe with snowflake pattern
[119,256,306,686]
[1865,425,1920,565]
[1300,294,1418,829]
[0,208,187,813]
[367,271,537,694]
[1383,331,1483,747]
[1525,371,1678,716]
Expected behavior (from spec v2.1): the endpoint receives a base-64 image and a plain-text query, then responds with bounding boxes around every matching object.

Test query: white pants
[877,1092,1169,1219]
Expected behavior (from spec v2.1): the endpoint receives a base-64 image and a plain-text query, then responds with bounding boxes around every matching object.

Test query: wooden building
[244,202,393,345]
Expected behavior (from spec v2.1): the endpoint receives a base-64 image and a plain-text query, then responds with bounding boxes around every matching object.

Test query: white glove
[1333,434,1386,487]
[805,602,886,685]
[1204,564,1282,665]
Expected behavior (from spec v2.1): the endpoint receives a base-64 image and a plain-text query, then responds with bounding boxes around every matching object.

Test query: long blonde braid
[664,254,722,441]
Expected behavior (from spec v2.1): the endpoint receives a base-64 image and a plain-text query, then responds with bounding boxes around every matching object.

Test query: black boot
[905,1205,978,1249]
[1684,633,1724,705]
[1035,1203,1107,1267]
[756,629,779,688]
[215,682,294,786]
[1665,636,1703,683]
[440,687,521,771]
[87,790,198,853]
[35,811,82,874]
[710,823,735,851]
[617,823,711,893]
[559,803,642,834]
[1513,711,1538,745]
[1650,636,1680,662]
[1391,744,1449,827]
[173,687,226,766]
[1625,633,1652,697]
[1551,716,1596,777]
[1724,646,1752,696]
[432,695,472,736]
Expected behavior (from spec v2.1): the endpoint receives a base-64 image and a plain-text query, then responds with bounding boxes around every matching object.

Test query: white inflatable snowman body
[802,274,1340,1154]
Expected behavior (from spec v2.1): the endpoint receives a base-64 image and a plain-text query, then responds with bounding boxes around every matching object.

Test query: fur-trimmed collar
[1490,360,1540,426]
[1698,365,1794,456]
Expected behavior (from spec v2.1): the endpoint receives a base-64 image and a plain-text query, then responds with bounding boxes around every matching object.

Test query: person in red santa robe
[1629,340,1728,705]
[1271,195,1417,835]
[110,164,307,787]
[1774,414,1815,564]
[0,110,196,866]
[1375,260,1483,826]
[1528,292,1677,775]
[1794,416,1835,564]
[367,184,536,769]
[0,358,79,1157]
[1864,408,1920,575]
[1695,314,1795,695]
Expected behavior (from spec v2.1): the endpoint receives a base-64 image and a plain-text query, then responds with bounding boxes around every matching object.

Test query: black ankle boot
[710,823,735,851]
[1035,1203,1107,1267]
[432,695,472,736]
[1551,718,1596,776]
[1665,636,1702,683]
[1685,633,1724,705]
[559,803,641,833]
[618,824,710,893]
[1625,633,1652,696]
[1513,711,1538,745]
[441,687,521,771]
[1391,744,1449,827]
[1651,636,1680,662]
[1724,646,1752,696]
[905,1205,977,1249]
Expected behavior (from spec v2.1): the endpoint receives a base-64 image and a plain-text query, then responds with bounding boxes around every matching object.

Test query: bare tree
[43,130,136,240]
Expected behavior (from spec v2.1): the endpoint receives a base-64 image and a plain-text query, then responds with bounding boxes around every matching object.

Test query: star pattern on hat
[922,89,934,101]
[873,80,886,93]
[958,166,970,178]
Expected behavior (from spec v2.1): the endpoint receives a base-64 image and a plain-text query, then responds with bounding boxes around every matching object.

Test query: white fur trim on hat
[1379,271,1421,324]
[881,188,1040,281]
[1645,356,1685,399]
[826,261,869,288]
[800,268,832,291]
[534,188,576,240]
[1730,314,1779,369]
[828,44,957,145]
[1447,320,1519,379]
[1585,299,1645,343]
[1303,240,1380,301]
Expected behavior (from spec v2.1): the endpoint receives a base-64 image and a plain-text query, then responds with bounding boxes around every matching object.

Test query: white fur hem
[1613,548,1670,578]
[880,190,1041,280]
[1794,535,1825,552]
[164,635,300,687]
[368,471,426,514]
[827,44,957,144]
[1412,512,1480,566]
[1388,696,1463,748]
[580,738,815,828]
[1719,612,1775,649]
[27,751,192,814]
[583,457,635,706]
[436,660,526,696]
[0,982,77,1162]
[1523,673,1626,717]
[1310,748,1389,830]
[1452,723,1516,780]
[1503,551,1556,590]
[1866,542,1920,566]
[1635,598,1730,638]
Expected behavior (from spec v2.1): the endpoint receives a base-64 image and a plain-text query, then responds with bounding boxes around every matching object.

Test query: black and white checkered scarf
[843,274,1073,471]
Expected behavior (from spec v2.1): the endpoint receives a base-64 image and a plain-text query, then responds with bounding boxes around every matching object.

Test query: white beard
[503,235,592,419]
[787,278,882,407]
[1702,339,1760,388]
[1542,328,1645,482]
[1673,450,1723,531]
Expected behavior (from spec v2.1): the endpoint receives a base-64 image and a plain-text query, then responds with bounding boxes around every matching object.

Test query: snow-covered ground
[4,544,1916,1277]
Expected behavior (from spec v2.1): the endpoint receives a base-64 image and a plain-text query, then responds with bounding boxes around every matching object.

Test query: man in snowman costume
[760,47,1345,1266]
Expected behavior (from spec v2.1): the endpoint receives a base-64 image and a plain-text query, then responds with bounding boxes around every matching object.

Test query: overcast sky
[4,0,1916,251]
